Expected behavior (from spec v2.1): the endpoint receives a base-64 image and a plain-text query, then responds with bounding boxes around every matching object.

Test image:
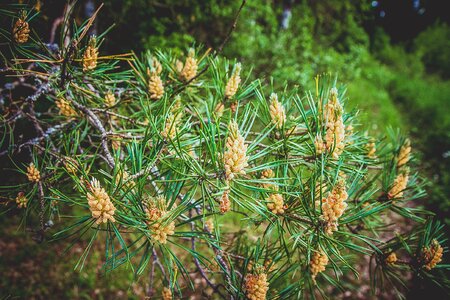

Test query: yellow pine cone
[225,62,241,98]
[367,141,377,159]
[162,287,172,300]
[64,157,79,174]
[83,36,98,72]
[321,178,348,235]
[245,272,269,300]
[205,218,214,232]
[161,113,181,140]
[179,48,198,81]
[224,121,248,181]
[388,170,409,199]
[397,139,411,168]
[266,193,285,214]
[115,170,136,189]
[104,91,116,107]
[269,93,286,129]
[56,98,77,117]
[15,192,28,208]
[220,190,231,213]
[385,252,397,264]
[145,196,176,244]
[26,163,40,182]
[13,16,30,44]
[323,88,345,159]
[215,102,225,118]
[423,239,443,271]
[314,134,326,155]
[260,168,277,190]
[87,178,116,224]
[147,61,164,100]
[310,249,328,282]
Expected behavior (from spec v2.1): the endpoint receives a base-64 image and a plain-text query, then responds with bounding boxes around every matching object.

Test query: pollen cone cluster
[310,249,328,282]
[385,252,397,264]
[56,98,77,117]
[64,157,79,174]
[145,196,176,244]
[260,168,276,190]
[15,192,28,208]
[115,170,135,189]
[26,163,40,182]
[266,193,285,214]
[205,218,214,232]
[161,112,182,140]
[148,58,164,100]
[269,93,286,129]
[388,170,409,199]
[323,88,345,159]
[225,63,241,98]
[215,102,225,118]
[321,178,348,235]
[367,139,377,159]
[162,287,172,300]
[87,178,116,224]
[220,190,231,213]
[13,16,30,44]
[244,271,269,300]
[397,139,411,168]
[423,239,443,270]
[314,134,325,155]
[83,36,98,72]
[224,121,248,181]
[104,91,116,107]
[177,48,198,81]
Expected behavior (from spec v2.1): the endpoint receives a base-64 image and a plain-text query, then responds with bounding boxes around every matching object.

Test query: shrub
[0,3,449,299]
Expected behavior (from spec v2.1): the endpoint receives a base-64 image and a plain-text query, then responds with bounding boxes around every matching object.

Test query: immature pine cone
[260,168,277,190]
[115,170,136,189]
[224,121,248,181]
[161,113,181,140]
[104,91,116,107]
[179,48,198,81]
[244,272,269,300]
[87,178,116,224]
[64,157,79,174]
[215,102,225,118]
[225,63,241,98]
[205,218,214,232]
[385,252,397,264]
[83,36,98,72]
[388,170,409,199]
[146,196,176,244]
[314,134,326,155]
[321,178,348,235]
[266,193,285,215]
[366,141,377,159]
[269,93,286,129]
[15,192,28,208]
[323,88,345,159]
[422,239,443,271]
[220,190,231,213]
[12,16,30,44]
[148,58,164,100]
[56,98,77,117]
[397,139,411,168]
[162,287,172,300]
[310,249,328,282]
[26,163,40,182]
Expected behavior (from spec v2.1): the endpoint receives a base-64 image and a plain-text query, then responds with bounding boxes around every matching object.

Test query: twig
[71,100,115,169]
[189,210,227,299]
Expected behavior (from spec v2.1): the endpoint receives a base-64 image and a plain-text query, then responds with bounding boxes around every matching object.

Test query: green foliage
[1,1,450,299]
